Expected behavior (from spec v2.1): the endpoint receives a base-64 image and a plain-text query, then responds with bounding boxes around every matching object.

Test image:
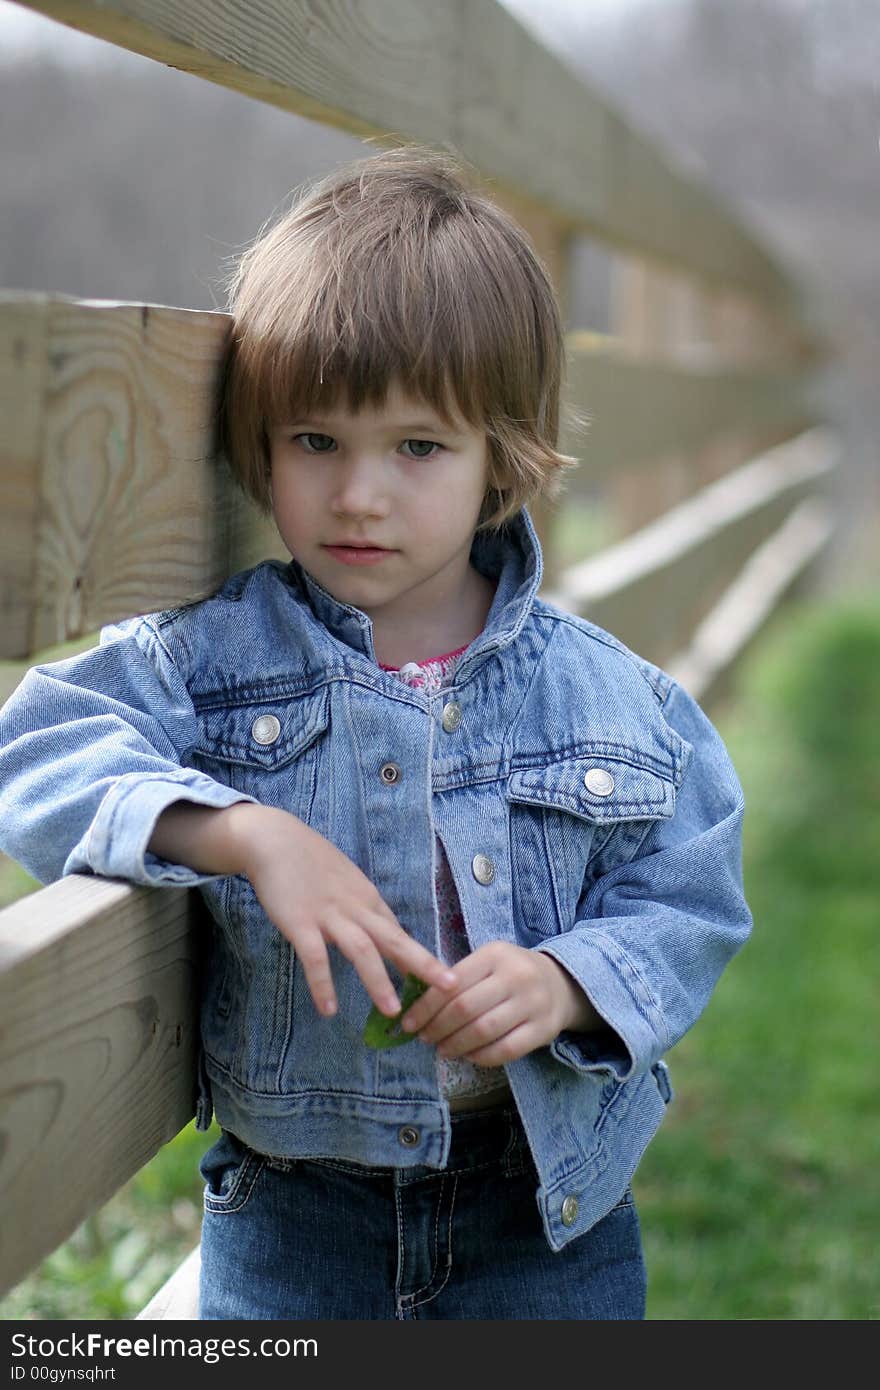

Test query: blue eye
[296,433,336,452]
[291,433,440,459]
[402,439,440,459]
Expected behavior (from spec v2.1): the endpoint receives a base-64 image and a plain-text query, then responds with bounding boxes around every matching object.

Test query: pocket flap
[193,686,330,769]
[508,754,675,824]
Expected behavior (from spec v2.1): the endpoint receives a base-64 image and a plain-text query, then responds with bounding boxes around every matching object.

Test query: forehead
[293,381,478,436]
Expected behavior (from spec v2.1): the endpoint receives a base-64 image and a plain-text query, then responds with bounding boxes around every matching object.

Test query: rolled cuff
[64,770,258,887]
[534,928,668,1082]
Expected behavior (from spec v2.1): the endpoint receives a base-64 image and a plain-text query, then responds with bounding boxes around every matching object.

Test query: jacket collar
[288,506,544,680]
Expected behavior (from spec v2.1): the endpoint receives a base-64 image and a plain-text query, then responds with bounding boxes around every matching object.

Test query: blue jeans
[199,1104,646,1319]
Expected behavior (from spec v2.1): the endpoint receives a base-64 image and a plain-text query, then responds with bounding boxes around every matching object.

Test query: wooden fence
[0,0,836,1314]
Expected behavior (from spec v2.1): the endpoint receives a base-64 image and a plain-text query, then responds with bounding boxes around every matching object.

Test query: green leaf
[362,973,429,1049]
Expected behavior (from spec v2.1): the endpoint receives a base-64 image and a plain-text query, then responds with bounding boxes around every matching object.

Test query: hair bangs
[255,272,476,437]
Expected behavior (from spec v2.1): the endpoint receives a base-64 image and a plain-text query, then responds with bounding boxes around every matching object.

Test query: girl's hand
[398,940,602,1065]
[239,807,457,1019]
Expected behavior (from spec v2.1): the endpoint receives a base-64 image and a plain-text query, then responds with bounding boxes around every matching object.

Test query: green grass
[1,590,878,1319]
[636,594,880,1320]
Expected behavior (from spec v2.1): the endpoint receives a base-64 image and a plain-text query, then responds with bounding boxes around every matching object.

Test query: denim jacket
[0,507,750,1251]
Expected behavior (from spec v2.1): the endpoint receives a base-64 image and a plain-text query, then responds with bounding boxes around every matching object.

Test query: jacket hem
[205,1059,454,1170]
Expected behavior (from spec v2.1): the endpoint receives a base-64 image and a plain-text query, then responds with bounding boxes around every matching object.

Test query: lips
[325,543,390,550]
[322,543,396,567]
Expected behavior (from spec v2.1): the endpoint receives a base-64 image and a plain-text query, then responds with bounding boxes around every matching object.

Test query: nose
[330,452,390,518]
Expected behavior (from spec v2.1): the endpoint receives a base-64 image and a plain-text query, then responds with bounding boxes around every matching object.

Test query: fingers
[415,986,541,1065]
[291,907,457,1020]
[403,970,506,1046]
[398,941,561,1064]
[414,981,539,1065]
[250,820,460,1019]
[400,947,499,1035]
[375,916,458,994]
[435,999,518,1057]
[289,924,342,1017]
[457,1021,538,1067]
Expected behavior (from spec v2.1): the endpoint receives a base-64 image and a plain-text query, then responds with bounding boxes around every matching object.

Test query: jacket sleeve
[533,678,751,1081]
[0,617,256,888]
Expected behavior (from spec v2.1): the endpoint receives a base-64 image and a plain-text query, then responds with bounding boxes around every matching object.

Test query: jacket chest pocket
[189,686,331,821]
[190,689,331,1091]
[506,752,676,941]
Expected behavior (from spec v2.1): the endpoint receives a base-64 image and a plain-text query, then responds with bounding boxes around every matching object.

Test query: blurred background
[1,0,877,1320]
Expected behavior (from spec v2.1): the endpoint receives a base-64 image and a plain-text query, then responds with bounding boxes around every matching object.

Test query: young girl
[0,145,750,1321]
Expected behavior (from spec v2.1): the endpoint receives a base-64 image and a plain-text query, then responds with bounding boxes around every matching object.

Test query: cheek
[268,472,287,526]
[467,473,491,528]
[430,455,488,523]
[267,454,283,506]
[269,476,307,546]
[271,464,308,515]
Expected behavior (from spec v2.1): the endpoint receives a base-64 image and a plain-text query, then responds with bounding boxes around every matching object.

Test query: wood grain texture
[543,427,837,667]
[18,0,803,311]
[0,298,48,659]
[0,295,281,659]
[0,874,203,1297]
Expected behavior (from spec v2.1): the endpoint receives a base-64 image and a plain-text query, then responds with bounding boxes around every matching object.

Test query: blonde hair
[220,143,584,531]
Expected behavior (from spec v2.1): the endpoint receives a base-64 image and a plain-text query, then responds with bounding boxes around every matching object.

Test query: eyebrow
[287,418,466,438]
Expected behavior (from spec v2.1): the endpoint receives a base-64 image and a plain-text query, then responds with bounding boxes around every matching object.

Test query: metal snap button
[398,1126,420,1147]
[379,762,402,785]
[561,1194,579,1227]
[471,854,495,885]
[584,767,615,797]
[251,714,281,746]
[441,700,463,733]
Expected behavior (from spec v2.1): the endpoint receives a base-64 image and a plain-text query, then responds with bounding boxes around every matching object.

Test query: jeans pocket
[201,1130,266,1214]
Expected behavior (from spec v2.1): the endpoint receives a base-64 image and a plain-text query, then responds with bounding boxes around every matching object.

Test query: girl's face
[268,380,492,652]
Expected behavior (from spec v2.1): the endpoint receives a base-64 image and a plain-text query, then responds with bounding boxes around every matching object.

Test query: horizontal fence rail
[666,496,835,704]
[543,427,837,666]
[20,0,808,319]
[562,336,819,483]
[0,875,202,1298]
